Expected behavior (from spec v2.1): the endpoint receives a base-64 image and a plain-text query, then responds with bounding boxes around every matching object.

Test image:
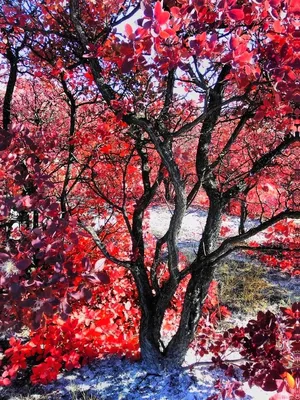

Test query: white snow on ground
[11,349,274,400]
[148,205,266,244]
[18,354,274,400]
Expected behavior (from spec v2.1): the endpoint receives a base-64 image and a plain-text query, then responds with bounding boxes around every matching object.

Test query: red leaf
[238,51,253,63]
[154,2,170,25]
[235,389,246,398]
[0,129,12,151]
[228,8,245,21]
[270,0,281,6]
[101,144,112,153]
[171,6,181,17]
[159,29,171,39]
[154,1,162,18]
[157,10,169,25]
[69,232,78,244]
[84,71,94,84]
[125,24,134,39]
[230,36,239,50]
[273,20,284,33]
[159,28,176,39]
[63,351,81,371]
[262,374,278,391]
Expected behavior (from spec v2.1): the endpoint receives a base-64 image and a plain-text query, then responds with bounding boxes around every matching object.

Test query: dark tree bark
[3,48,18,130]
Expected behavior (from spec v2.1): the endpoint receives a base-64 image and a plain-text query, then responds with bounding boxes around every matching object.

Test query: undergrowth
[215,261,289,314]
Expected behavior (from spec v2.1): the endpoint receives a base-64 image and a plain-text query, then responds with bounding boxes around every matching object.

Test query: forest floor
[0,354,275,400]
[1,206,298,400]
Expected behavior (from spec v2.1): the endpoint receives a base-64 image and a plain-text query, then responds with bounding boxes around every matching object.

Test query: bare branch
[203,210,300,267]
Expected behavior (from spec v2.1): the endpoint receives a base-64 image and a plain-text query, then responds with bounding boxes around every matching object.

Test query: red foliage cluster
[0,277,227,386]
[0,308,140,386]
[204,303,300,399]
[258,220,299,276]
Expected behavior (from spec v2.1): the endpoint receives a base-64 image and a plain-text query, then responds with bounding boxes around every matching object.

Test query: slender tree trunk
[3,49,18,130]
[131,265,164,367]
[165,267,214,364]
[139,311,164,368]
[198,189,224,256]
[163,194,224,364]
[60,77,76,217]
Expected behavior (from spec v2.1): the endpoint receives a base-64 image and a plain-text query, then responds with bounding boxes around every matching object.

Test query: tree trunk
[164,266,214,364]
[3,49,18,130]
[198,189,223,256]
[139,310,164,368]
[131,265,165,368]
[138,277,180,367]
[164,195,224,364]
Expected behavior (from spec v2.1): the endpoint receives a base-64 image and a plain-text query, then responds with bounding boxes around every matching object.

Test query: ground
[0,355,276,399]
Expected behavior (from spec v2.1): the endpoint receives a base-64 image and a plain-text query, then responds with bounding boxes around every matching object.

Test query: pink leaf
[154,1,162,18]
[269,392,292,400]
[171,6,180,17]
[157,10,170,25]
[95,258,106,271]
[273,20,284,33]
[0,377,11,386]
[230,36,240,50]
[125,23,134,39]
[228,8,245,21]
[154,2,170,25]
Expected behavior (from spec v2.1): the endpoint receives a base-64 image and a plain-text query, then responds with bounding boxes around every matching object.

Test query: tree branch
[223,134,299,200]
[202,210,300,267]
[79,222,132,269]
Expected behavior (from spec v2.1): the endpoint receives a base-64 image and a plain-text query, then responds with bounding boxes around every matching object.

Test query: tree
[0,0,299,368]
